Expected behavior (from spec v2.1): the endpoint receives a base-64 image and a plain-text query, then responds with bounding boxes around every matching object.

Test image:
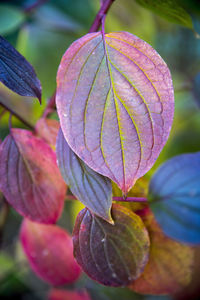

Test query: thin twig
[113,197,148,202]
[0,102,34,130]
[89,0,116,33]
[66,194,148,203]
[42,91,56,118]
[8,113,12,131]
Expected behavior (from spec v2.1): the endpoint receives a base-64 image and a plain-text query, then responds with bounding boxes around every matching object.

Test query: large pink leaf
[20,219,81,285]
[56,31,174,194]
[0,129,66,223]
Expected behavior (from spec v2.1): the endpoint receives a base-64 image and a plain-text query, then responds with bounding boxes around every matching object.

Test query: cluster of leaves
[0,0,200,299]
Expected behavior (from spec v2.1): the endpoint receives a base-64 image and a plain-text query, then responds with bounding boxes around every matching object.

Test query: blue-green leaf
[148,152,200,244]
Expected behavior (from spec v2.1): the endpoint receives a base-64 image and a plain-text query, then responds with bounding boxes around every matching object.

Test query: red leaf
[49,289,91,300]
[0,129,66,223]
[20,219,81,285]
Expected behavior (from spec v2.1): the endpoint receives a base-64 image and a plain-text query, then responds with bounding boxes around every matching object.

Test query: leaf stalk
[0,102,34,130]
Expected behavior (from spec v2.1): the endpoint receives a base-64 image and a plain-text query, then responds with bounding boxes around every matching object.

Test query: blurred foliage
[0,0,200,299]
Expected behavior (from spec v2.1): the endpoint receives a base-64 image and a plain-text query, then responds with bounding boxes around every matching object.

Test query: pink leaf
[20,219,81,285]
[49,289,91,300]
[0,129,66,223]
[35,118,60,149]
[56,31,174,194]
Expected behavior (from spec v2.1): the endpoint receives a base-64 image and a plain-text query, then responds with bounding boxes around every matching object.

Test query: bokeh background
[0,0,200,299]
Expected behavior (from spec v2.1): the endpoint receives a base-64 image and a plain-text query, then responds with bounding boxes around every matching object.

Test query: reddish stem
[113,197,148,202]
[66,194,148,203]
[42,91,56,118]
[89,0,116,33]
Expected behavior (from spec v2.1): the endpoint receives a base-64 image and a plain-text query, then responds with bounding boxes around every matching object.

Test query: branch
[0,102,34,130]
[89,0,116,33]
[113,197,148,202]
[42,91,56,118]
[66,194,148,203]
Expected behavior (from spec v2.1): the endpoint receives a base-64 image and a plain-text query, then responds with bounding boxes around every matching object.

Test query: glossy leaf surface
[36,118,60,149]
[0,35,41,102]
[0,129,66,223]
[56,128,112,222]
[149,152,200,244]
[73,204,150,287]
[20,219,81,286]
[56,31,174,194]
[49,289,91,300]
[130,208,194,294]
[136,0,193,29]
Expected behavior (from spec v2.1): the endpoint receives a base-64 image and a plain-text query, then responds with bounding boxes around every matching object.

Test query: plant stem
[0,102,34,130]
[89,0,116,33]
[66,194,148,203]
[42,91,56,118]
[113,197,148,202]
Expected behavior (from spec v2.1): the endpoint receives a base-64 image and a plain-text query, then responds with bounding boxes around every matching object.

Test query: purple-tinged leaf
[49,289,91,300]
[148,152,200,244]
[56,31,174,194]
[56,128,112,222]
[73,203,150,287]
[0,129,66,224]
[0,35,41,102]
[20,219,81,286]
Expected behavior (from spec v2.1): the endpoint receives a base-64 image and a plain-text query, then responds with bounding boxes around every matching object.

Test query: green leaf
[135,0,193,29]
[0,5,25,35]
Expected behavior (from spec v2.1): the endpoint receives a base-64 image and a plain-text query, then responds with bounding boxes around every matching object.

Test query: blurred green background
[0,0,200,299]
